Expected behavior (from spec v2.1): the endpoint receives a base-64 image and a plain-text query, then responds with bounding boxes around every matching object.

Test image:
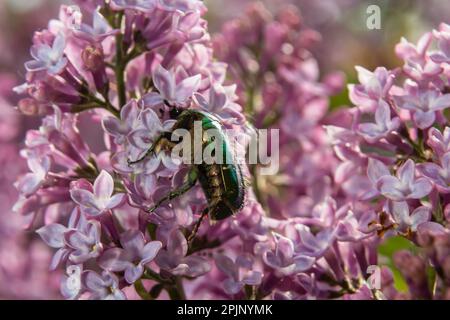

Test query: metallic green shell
[174,110,246,220]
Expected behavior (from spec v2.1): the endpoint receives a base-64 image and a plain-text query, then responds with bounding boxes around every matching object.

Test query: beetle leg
[187,196,222,243]
[187,207,210,243]
[127,131,173,166]
[145,168,198,213]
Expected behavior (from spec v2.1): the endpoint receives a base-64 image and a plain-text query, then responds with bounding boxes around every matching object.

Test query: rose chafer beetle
[129,105,246,234]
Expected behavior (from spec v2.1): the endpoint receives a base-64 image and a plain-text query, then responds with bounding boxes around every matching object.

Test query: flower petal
[94,170,114,199]
[37,223,67,248]
[124,264,144,284]
[153,65,175,100]
[141,241,163,264]
[98,248,132,271]
[367,158,390,184]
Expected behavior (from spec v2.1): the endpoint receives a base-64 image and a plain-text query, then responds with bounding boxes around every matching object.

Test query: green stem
[114,12,126,109]
[134,279,153,300]
[77,90,120,117]
[166,277,186,300]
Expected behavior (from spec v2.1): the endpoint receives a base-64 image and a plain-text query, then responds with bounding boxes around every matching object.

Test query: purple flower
[395,33,442,82]
[98,230,162,284]
[128,108,175,150]
[25,33,67,75]
[262,234,315,276]
[74,9,119,43]
[395,33,431,62]
[82,270,126,300]
[111,0,157,11]
[70,170,126,217]
[14,155,50,196]
[64,220,103,264]
[61,265,83,300]
[335,210,375,241]
[37,208,96,269]
[357,100,400,143]
[128,108,180,173]
[215,254,262,295]
[37,222,71,269]
[394,88,450,129]
[193,84,245,126]
[368,159,432,201]
[142,65,201,108]
[430,23,450,63]
[159,0,205,12]
[427,127,450,158]
[296,225,335,258]
[103,99,142,145]
[390,201,431,234]
[349,66,395,108]
[418,152,450,193]
[155,229,210,277]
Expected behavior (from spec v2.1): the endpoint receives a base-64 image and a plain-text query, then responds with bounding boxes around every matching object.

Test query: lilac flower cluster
[13,0,255,300]
[0,75,60,299]
[325,23,450,298]
[12,0,450,300]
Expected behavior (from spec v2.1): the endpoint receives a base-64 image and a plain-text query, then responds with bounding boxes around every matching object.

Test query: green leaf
[378,236,417,292]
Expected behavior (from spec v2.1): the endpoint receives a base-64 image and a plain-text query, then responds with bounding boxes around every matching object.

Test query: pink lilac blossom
[325,21,450,298]
[12,0,450,301]
[0,75,60,299]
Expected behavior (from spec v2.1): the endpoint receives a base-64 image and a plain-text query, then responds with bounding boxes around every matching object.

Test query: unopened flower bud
[18,98,39,116]
[82,45,104,72]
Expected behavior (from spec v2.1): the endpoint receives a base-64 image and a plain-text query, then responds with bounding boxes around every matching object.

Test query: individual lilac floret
[296,225,335,258]
[64,219,103,264]
[37,208,102,268]
[25,33,67,75]
[103,99,142,145]
[159,0,205,12]
[155,229,210,277]
[128,108,180,172]
[430,23,450,63]
[427,127,450,157]
[394,88,450,129]
[110,0,157,12]
[390,201,431,235]
[349,66,395,108]
[395,33,442,82]
[74,9,119,43]
[14,155,50,196]
[61,265,83,300]
[98,230,162,284]
[70,170,126,217]
[193,84,245,126]
[142,65,201,108]
[262,233,315,276]
[82,270,126,300]
[215,254,262,295]
[368,159,432,201]
[37,222,71,269]
[357,100,400,143]
[418,152,450,193]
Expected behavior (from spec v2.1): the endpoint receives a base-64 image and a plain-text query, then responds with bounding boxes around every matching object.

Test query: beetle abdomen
[173,109,246,220]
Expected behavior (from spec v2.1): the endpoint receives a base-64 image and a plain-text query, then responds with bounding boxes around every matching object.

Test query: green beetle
[129,105,246,226]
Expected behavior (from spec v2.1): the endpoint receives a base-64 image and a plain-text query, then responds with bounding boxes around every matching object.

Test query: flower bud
[18,98,39,116]
[81,45,104,72]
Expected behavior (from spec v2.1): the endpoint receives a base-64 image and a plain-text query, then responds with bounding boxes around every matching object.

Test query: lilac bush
[11,0,450,300]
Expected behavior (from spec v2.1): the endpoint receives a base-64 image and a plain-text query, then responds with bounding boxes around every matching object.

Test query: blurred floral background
[0,0,449,299]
